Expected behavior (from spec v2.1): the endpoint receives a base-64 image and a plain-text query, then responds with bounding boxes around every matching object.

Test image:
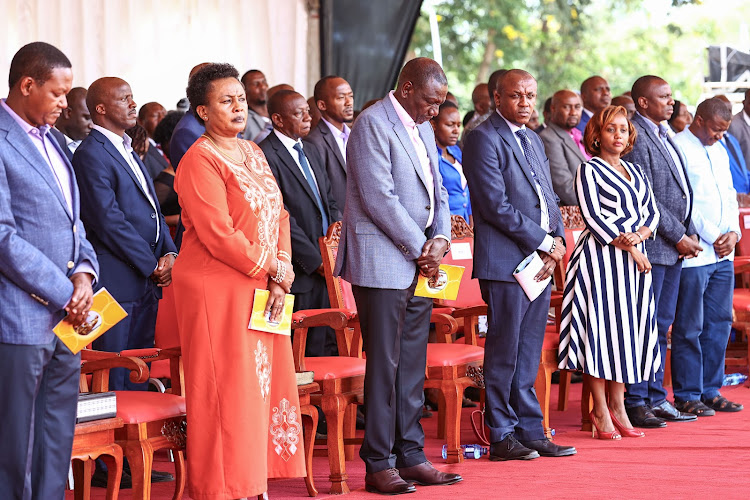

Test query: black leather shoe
[365,468,416,495]
[626,405,666,428]
[122,463,175,484]
[651,400,697,422]
[520,438,577,457]
[489,435,540,461]
[398,461,462,486]
[91,468,132,489]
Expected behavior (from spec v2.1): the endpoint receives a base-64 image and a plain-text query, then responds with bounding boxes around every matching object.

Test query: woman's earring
[593,139,600,148]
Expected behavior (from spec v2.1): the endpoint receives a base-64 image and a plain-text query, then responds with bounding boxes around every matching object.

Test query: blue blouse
[436,144,471,221]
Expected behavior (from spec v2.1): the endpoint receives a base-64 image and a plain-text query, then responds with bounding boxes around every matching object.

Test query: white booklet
[513,252,552,301]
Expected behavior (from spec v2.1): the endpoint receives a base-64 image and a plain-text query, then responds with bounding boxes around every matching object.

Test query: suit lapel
[382,97,429,191]
[318,121,346,173]
[491,113,537,191]
[0,110,72,219]
[550,123,586,162]
[633,114,687,195]
[91,129,152,202]
[270,133,318,205]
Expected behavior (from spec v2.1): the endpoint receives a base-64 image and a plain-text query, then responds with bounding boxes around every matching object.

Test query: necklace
[202,133,246,164]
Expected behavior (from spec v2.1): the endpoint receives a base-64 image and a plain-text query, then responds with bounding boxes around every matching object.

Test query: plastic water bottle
[722,373,748,386]
[441,444,488,460]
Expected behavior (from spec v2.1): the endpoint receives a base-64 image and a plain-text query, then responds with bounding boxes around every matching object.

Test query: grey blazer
[304,120,348,210]
[623,113,695,266]
[729,111,750,164]
[463,112,565,282]
[539,122,587,206]
[334,95,451,290]
[0,105,99,344]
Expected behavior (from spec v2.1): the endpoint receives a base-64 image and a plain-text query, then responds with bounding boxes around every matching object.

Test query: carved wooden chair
[82,348,187,500]
[320,221,483,464]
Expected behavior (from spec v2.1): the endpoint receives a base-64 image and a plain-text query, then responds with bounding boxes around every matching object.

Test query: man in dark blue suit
[463,69,576,460]
[73,76,176,392]
[0,42,98,500]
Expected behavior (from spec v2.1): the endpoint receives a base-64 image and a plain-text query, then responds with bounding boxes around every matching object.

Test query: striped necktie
[516,129,562,231]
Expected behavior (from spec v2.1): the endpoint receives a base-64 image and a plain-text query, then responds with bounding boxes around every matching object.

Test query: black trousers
[352,273,433,473]
[0,337,80,500]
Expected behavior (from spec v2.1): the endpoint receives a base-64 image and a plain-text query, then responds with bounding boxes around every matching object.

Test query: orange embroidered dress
[172,137,304,499]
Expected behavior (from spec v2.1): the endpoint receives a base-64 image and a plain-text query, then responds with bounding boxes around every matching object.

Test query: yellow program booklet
[414,264,465,301]
[54,288,127,354]
[249,289,295,336]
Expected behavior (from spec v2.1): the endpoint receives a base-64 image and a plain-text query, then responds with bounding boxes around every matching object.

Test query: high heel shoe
[609,410,645,438]
[590,411,621,440]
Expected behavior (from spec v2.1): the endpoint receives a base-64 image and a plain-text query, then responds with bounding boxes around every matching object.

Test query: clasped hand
[150,254,176,287]
[418,238,449,277]
[535,237,565,281]
[611,232,651,273]
[65,272,94,327]
[714,232,738,259]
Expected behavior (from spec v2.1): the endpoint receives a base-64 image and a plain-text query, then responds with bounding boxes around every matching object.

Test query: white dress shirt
[388,91,436,228]
[673,128,741,268]
[321,118,350,161]
[273,129,321,192]
[497,110,554,253]
[92,124,159,243]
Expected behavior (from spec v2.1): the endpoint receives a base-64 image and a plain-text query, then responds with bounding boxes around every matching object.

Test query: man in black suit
[260,90,341,357]
[73,77,177,391]
[53,86,92,158]
[304,75,354,210]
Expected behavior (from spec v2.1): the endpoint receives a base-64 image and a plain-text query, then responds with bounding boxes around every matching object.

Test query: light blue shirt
[673,128,741,268]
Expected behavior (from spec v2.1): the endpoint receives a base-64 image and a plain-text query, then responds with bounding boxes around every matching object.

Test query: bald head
[495,69,537,126]
[394,58,447,124]
[87,77,137,134]
[690,97,732,146]
[56,87,92,141]
[268,84,294,101]
[472,83,491,115]
[580,76,611,113]
[189,62,211,80]
[268,90,311,140]
[550,89,582,129]
[631,75,674,123]
[611,95,635,120]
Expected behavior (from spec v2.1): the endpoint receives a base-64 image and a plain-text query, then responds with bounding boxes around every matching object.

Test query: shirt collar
[1,98,50,136]
[273,128,302,151]
[92,124,132,151]
[388,90,417,131]
[321,117,350,139]
[496,109,525,134]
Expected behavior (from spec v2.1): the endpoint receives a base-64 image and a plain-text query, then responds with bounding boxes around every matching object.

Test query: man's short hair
[397,58,447,89]
[267,89,302,117]
[631,75,665,109]
[695,97,732,123]
[313,75,341,103]
[240,69,263,85]
[487,69,508,99]
[496,69,535,94]
[8,42,71,88]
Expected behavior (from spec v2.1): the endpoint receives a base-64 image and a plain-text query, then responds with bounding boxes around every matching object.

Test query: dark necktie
[515,129,562,231]
[293,142,329,235]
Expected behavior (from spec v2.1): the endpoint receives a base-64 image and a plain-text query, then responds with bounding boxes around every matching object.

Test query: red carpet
[67,382,750,499]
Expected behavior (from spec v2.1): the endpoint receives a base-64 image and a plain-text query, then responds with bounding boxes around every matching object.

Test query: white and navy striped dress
[558,157,661,383]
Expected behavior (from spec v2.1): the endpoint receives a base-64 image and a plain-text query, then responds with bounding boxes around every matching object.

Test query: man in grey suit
[463,69,576,461]
[539,89,587,206]
[622,75,702,427]
[729,88,750,163]
[304,75,354,210]
[0,42,98,499]
[334,58,461,494]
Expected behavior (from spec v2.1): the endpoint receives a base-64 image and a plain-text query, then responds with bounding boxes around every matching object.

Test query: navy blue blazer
[463,112,565,282]
[170,110,204,170]
[0,105,99,345]
[73,128,176,302]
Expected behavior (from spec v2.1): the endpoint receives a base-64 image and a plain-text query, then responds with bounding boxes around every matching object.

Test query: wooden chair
[82,348,187,500]
[73,353,149,500]
[319,221,484,464]
[291,308,361,495]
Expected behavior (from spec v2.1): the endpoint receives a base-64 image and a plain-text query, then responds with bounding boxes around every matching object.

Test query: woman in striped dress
[558,105,661,439]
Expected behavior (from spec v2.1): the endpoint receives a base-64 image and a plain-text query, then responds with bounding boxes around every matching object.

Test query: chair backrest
[442,215,482,308]
[155,284,180,349]
[736,207,750,257]
[319,221,362,357]
[554,206,586,289]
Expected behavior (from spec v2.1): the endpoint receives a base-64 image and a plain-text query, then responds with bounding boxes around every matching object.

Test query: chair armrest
[431,312,459,343]
[450,304,487,318]
[81,356,149,392]
[291,309,353,372]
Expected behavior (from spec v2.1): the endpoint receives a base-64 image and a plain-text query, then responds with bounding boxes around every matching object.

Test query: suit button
[151,213,156,219]
[535,203,540,208]
[680,220,685,224]
[682,195,686,199]
[72,225,77,233]
[425,205,431,210]
[67,261,74,269]
[463,203,467,207]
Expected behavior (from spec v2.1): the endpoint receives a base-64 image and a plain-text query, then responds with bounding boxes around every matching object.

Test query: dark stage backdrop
[320,0,424,110]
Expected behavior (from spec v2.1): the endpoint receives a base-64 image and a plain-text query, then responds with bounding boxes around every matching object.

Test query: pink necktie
[570,128,591,160]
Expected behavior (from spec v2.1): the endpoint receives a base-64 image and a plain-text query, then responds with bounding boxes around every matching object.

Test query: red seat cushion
[292,308,357,322]
[454,336,486,348]
[149,359,170,379]
[305,357,366,380]
[733,289,750,312]
[114,391,186,424]
[426,344,484,366]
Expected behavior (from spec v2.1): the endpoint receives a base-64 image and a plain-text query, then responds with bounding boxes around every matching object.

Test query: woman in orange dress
[171,63,304,499]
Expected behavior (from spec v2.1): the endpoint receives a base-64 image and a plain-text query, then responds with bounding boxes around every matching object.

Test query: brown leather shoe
[365,468,416,495]
[398,461,463,486]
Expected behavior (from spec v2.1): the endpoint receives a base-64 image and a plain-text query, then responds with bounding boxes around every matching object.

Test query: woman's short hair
[583,105,637,157]
[186,63,240,125]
